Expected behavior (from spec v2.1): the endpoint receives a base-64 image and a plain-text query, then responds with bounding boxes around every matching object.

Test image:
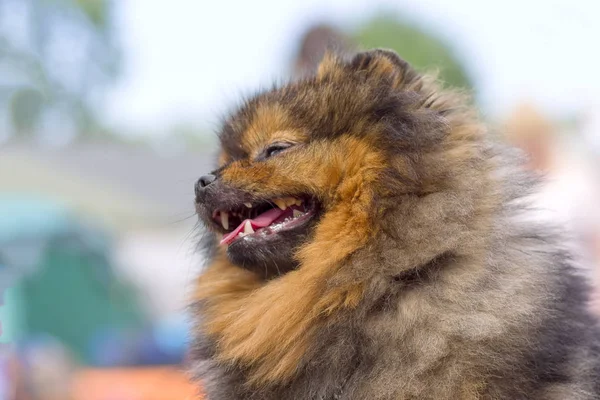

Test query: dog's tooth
[293,209,303,218]
[294,198,302,206]
[221,212,229,230]
[274,199,287,210]
[244,202,252,208]
[284,197,295,208]
[244,220,254,234]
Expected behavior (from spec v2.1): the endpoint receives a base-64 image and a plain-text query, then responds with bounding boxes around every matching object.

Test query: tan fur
[239,103,300,154]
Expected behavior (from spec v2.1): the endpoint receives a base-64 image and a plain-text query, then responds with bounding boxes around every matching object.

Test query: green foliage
[352,14,472,89]
[9,88,45,136]
[73,0,109,27]
[0,0,120,139]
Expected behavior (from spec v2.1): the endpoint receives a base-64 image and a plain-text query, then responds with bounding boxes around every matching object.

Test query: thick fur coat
[191,49,600,399]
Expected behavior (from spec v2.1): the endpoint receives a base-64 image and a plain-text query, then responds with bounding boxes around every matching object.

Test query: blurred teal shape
[0,195,147,364]
[0,195,74,245]
[0,195,104,270]
[0,287,25,344]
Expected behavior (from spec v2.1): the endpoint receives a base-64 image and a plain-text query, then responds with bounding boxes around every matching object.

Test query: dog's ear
[317,49,420,89]
[349,49,421,89]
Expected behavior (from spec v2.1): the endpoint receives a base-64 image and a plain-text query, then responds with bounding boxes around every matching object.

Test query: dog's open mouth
[212,197,318,246]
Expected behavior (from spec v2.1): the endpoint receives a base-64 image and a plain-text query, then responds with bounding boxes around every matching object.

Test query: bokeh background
[1,0,599,399]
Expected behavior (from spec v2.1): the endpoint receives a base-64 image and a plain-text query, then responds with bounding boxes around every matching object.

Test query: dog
[191,49,600,399]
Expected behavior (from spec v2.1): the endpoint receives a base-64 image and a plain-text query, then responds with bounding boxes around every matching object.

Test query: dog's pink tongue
[220,207,286,245]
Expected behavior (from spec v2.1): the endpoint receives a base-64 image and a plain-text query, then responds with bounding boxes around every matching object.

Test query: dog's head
[193,50,497,385]
[195,49,488,280]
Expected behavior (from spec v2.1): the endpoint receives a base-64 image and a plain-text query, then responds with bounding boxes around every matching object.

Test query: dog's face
[195,50,478,279]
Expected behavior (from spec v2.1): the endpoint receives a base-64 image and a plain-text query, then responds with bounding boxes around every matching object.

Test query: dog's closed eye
[259,142,296,160]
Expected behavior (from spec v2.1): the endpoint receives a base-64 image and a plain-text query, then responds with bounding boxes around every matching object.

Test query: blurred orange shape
[70,366,201,400]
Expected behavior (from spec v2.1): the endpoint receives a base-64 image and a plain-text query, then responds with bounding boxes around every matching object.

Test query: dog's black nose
[197,174,217,189]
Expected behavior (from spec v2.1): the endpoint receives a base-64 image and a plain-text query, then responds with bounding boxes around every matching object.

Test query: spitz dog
[192,50,600,399]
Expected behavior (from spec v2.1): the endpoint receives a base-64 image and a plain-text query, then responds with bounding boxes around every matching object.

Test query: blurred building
[0,142,209,322]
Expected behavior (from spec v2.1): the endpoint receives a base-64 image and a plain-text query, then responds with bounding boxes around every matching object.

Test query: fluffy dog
[191,49,600,399]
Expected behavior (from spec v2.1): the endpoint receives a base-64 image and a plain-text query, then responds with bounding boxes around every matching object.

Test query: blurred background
[0,0,599,399]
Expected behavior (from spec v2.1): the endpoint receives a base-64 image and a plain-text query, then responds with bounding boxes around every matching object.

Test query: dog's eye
[260,142,294,160]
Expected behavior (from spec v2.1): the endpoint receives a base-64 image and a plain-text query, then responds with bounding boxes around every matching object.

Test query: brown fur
[191,50,600,399]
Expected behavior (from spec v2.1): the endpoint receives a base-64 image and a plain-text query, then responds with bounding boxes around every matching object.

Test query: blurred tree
[352,14,472,89]
[0,0,120,140]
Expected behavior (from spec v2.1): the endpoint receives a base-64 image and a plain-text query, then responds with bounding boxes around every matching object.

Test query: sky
[103,0,600,135]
